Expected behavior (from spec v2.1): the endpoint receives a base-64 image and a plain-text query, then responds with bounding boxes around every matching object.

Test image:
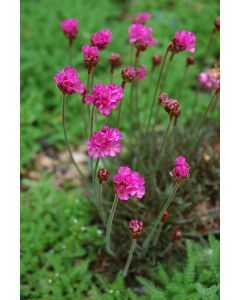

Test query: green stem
[204,31,214,65]
[123,239,137,277]
[178,65,188,99]
[68,39,73,66]
[87,67,92,92]
[105,194,118,256]
[89,105,96,138]
[146,47,169,134]
[61,94,85,179]
[153,222,163,246]
[98,182,105,224]
[143,182,180,251]
[93,157,100,191]
[156,118,172,168]
[116,101,122,128]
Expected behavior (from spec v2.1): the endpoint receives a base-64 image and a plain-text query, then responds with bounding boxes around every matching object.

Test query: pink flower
[113,166,145,201]
[121,66,136,82]
[158,92,168,105]
[54,66,85,95]
[129,220,144,239]
[152,55,162,66]
[171,30,196,53]
[133,12,151,25]
[87,125,122,159]
[60,19,78,39]
[164,98,181,120]
[186,56,195,65]
[171,156,190,182]
[90,29,112,50]
[136,65,147,80]
[129,24,156,51]
[82,45,99,68]
[109,53,121,67]
[84,84,124,115]
[198,69,220,92]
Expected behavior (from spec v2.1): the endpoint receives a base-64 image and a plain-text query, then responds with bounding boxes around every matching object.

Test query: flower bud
[170,156,190,183]
[214,17,220,30]
[186,56,195,66]
[97,168,110,183]
[129,220,144,239]
[152,55,162,66]
[163,211,170,220]
[158,92,168,105]
[109,53,121,67]
[174,230,183,241]
[121,66,136,82]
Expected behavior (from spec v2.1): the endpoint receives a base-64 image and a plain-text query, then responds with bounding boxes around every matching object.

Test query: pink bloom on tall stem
[136,65,147,80]
[54,66,85,95]
[170,156,190,182]
[152,55,162,66]
[87,125,122,159]
[121,66,136,83]
[113,166,145,200]
[133,12,151,25]
[129,220,144,239]
[60,19,78,40]
[82,45,99,68]
[84,83,124,115]
[90,29,112,50]
[171,30,196,53]
[128,24,156,51]
[164,98,181,121]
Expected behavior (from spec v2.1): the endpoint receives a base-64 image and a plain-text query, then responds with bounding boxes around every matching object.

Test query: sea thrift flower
[87,125,122,159]
[170,156,190,182]
[129,24,156,51]
[84,83,124,115]
[82,45,99,68]
[113,166,145,200]
[60,19,78,40]
[129,220,144,239]
[186,56,195,66]
[133,12,151,25]
[171,30,196,53]
[90,29,112,50]
[121,66,136,82]
[164,98,181,121]
[136,65,147,80]
[98,168,110,183]
[158,92,168,105]
[152,55,162,66]
[54,66,85,95]
[109,53,121,67]
[163,211,170,220]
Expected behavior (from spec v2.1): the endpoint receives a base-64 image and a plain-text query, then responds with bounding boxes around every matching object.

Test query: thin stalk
[153,222,163,246]
[143,182,180,251]
[110,65,114,83]
[93,157,100,190]
[87,67,92,92]
[89,105,96,138]
[61,93,85,179]
[146,48,169,134]
[98,182,105,224]
[116,101,123,128]
[178,65,188,99]
[123,239,137,277]
[156,118,172,169]
[105,194,118,256]
[204,31,214,64]
[68,39,73,66]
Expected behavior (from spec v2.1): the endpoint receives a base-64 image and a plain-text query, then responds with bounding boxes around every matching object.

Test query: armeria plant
[54,13,220,277]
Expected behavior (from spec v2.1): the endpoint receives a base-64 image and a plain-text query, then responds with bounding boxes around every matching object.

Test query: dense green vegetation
[21,0,220,299]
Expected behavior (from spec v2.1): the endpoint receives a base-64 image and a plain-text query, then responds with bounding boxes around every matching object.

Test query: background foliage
[21,0,220,299]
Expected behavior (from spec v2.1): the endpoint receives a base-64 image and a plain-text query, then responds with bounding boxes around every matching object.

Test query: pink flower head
[171,30,196,53]
[199,68,220,92]
[84,83,124,115]
[133,12,151,25]
[136,65,147,80]
[186,56,195,66]
[82,45,99,68]
[113,166,145,201]
[90,29,112,50]
[60,19,78,40]
[171,156,190,182]
[54,66,85,95]
[109,53,121,67]
[129,220,144,239]
[152,55,162,66]
[87,125,122,159]
[164,98,181,121]
[129,24,156,51]
[121,66,136,82]
[158,92,168,105]
[163,211,170,220]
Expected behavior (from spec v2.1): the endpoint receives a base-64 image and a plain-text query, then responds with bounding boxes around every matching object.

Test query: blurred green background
[21,0,219,299]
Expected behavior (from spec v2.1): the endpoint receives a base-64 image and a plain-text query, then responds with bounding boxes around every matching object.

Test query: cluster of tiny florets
[170,156,190,182]
[129,220,144,239]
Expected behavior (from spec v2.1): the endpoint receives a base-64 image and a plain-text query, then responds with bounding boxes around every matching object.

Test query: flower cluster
[136,65,147,80]
[170,30,196,53]
[133,12,151,25]
[91,29,112,50]
[128,24,156,51]
[84,84,124,115]
[198,68,220,91]
[170,156,190,182]
[60,19,78,40]
[98,168,110,183]
[54,66,85,95]
[87,125,122,159]
[113,166,145,200]
[162,95,181,121]
[109,53,121,67]
[121,66,136,83]
[82,45,99,68]
[129,220,144,239]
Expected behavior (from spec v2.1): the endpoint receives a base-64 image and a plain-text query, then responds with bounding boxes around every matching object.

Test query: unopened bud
[97,168,110,183]
[129,220,144,239]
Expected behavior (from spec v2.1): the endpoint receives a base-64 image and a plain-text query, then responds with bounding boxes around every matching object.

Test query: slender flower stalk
[123,239,137,277]
[143,182,180,251]
[156,118,172,164]
[97,168,109,224]
[178,65,188,99]
[105,194,118,255]
[153,222,163,246]
[93,157,100,190]
[61,94,85,179]
[68,39,73,66]
[89,105,96,138]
